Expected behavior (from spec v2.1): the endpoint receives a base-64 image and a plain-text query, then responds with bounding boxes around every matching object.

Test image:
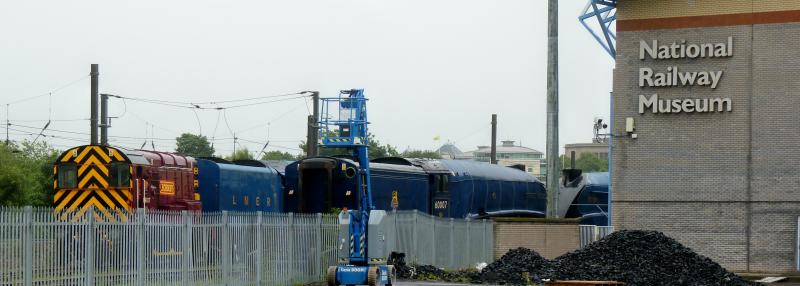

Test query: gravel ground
[394,281,488,286]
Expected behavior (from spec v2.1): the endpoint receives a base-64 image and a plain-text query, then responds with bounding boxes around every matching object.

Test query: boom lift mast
[321,89,395,286]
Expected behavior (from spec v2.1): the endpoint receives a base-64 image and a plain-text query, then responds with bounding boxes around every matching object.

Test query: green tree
[226,147,254,161]
[175,133,215,157]
[560,153,608,172]
[401,149,442,159]
[0,141,60,206]
[367,133,399,159]
[298,133,399,160]
[260,150,296,160]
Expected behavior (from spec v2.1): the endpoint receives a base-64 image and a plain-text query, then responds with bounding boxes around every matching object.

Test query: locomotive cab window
[108,163,130,188]
[430,175,440,192]
[57,164,77,188]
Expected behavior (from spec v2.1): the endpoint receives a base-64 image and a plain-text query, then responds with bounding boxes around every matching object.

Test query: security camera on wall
[625,117,637,139]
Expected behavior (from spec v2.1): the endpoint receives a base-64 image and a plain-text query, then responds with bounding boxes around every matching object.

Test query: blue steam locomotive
[283,157,548,218]
[193,156,609,225]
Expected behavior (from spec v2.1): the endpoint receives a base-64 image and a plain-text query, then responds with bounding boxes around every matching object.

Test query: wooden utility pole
[491,114,497,164]
[306,115,315,157]
[5,104,9,145]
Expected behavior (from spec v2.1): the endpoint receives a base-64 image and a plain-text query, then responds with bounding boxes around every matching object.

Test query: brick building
[564,142,608,161]
[612,0,800,273]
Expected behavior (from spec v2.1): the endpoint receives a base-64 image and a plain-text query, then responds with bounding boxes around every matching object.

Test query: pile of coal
[388,251,461,282]
[413,264,451,280]
[553,230,758,286]
[387,252,413,279]
[480,247,555,285]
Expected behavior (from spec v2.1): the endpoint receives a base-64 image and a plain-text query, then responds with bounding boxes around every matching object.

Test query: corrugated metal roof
[118,148,152,166]
[469,145,543,154]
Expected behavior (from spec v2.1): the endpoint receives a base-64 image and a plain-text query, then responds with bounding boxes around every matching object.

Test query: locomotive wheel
[326,266,338,286]
[367,266,378,286]
[386,265,397,286]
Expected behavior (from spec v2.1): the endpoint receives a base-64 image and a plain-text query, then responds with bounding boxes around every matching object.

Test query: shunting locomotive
[53,145,200,221]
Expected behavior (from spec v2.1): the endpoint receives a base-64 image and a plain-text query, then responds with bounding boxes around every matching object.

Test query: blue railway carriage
[195,158,283,212]
[282,157,433,214]
[558,172,609,226]
[283,156,548,219]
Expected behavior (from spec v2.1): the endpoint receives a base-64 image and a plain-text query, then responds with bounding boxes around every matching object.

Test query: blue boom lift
[322,89,396,286]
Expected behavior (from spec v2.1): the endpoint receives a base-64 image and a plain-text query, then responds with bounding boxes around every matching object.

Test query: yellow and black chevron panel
[53,145,132,222]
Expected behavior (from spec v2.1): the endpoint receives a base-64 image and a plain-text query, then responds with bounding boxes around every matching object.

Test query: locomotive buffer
[321,89,396,286]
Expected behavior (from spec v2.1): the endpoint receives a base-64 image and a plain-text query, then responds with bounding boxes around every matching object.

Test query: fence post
[431,216,436,266]
[466,220,471,267]
[256,211,263,286]
[222,211,230,286]
[23,206,33,286]
[85,206,95,286]
[412,210,418,265]
[288,213,295,285]
[181,211,190,285]
[316,213,323,280]
[449,218,455,269]
[482,219,488,263]
[136,208,145,286]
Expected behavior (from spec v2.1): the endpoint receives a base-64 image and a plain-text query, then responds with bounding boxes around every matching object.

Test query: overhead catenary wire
[9,123,239,142]
[113,92,309,110]
[8,126,302,154]
[237,137,302,151]
[3,75,89,106]
[234,101,307,135]
[8,118,88,122]
[6,86,312,152]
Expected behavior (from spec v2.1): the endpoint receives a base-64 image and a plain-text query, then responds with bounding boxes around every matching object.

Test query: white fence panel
[579,224,615,248]
[0,207,496,284]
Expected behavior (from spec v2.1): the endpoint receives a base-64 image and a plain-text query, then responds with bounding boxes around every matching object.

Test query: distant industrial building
[435,143,472,160]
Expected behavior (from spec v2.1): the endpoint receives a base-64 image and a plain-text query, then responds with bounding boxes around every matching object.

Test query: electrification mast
[320,89,395,286]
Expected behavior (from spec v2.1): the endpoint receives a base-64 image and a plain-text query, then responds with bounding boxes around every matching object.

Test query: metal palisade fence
[0,207,493,285]
[383,210,494,270]
[578,224,615,248]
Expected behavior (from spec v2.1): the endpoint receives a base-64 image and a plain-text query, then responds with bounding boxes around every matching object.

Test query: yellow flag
[433,135,441,141]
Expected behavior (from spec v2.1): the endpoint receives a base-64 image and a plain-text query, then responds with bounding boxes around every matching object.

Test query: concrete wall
[493,220,579,260]
[613,1,800,272]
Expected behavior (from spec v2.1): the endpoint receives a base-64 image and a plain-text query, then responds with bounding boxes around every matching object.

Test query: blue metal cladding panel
[438,160,547,218]
[197,159,221,212]
[283,160,300,212]
[197,159,283,212]
[472,180,488,213]
[371,169,429,213]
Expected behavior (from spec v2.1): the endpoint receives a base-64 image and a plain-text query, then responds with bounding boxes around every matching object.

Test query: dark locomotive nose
[298,158,336,213]
[295,157,359,213]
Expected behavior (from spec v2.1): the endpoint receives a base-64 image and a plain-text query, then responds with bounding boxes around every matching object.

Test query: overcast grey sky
[0,0,613,157]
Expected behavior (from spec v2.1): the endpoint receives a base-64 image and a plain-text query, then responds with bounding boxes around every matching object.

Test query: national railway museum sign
[637,36,733,114]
